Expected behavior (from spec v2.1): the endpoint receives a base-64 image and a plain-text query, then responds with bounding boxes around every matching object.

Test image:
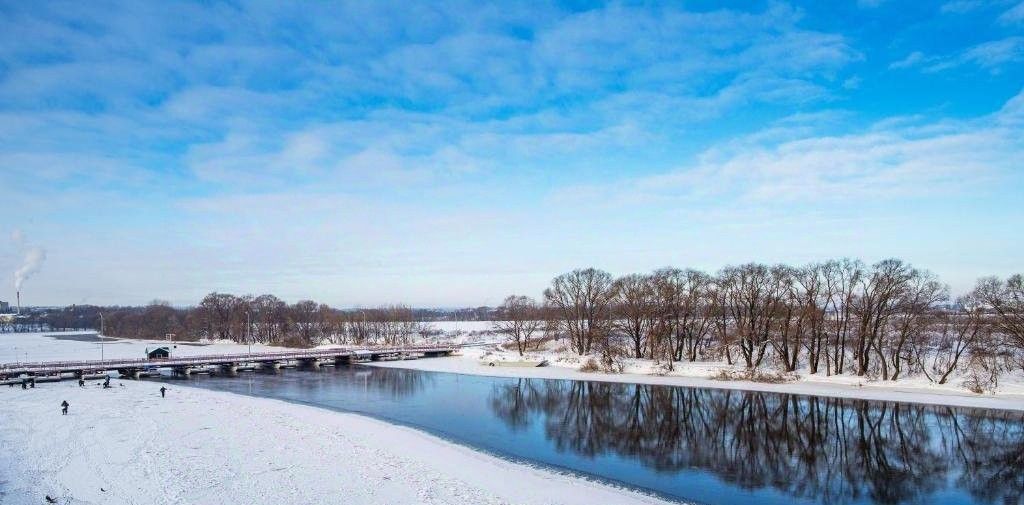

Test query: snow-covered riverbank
[367,347,1024,411]
[0,380,671,505]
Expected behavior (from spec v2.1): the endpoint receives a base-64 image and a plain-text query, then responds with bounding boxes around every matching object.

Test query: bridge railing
[0,344,457,374]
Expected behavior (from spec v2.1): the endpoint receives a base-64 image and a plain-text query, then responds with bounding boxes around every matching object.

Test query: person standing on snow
[160,386,167,398]
[61,400,69,415]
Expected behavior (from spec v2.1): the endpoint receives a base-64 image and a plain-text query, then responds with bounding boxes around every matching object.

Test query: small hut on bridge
[146,347,171,360]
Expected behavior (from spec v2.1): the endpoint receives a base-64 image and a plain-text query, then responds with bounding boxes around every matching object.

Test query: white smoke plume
[12,229,47,291]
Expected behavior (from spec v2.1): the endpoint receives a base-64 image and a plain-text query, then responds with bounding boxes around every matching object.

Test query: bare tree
[252,294,287,344]
[719,264,779,368]
[197,292,240,341]
[884,271,947,380]
[650,268,715,363]
[797,263,828,374]
[494,295,544,356]
[917,295,986,384]
[708,279,735,365]
[973,274,1024,370]
[289,300,326,347]
[770,265,805,372]
[611,274,656,358]
[544,268,613,355]
[852,259,913,377]
[822,259,862,375]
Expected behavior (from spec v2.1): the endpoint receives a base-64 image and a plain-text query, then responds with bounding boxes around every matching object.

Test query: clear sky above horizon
[1,0,1022,308]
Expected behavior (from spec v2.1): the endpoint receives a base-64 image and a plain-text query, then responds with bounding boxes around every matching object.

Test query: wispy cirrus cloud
[1000,1,1024,24]
[890,37,1024,73]
[554,88,1024,207]
[941,1,986,14]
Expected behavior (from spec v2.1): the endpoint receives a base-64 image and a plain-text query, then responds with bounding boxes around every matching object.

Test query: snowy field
[369,346,1024,412]
[0,381,671,505]
[0,331,290,364]
[0,332,671,505]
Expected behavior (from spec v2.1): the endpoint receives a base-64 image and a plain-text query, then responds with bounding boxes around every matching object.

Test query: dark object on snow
[78,378,85,387]
[21,380,27,389]
[146,346,171,359]
[46,495,57,503]
[160,386,167,398]
[29,377,35,388]
[61,400,69,415]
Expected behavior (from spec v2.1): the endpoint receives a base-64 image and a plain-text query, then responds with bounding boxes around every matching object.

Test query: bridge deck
[0,345,456,377]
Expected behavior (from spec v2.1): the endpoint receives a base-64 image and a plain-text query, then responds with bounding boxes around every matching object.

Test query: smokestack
[16,291,20,315]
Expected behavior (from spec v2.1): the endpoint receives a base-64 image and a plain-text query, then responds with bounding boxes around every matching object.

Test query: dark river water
[173,365,1024,505]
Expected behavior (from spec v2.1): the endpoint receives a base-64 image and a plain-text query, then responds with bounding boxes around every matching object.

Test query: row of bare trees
[496,260,1023,385]
[100,294,427,347]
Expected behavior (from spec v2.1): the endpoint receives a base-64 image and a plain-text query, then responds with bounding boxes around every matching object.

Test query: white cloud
[858,0,887,8]
[1000,1,1024,23]
[945,37,1024,71]
[892,38,1024,73]
[555,89,1024,207]
[889,51,927,69]
[941,1,985,14]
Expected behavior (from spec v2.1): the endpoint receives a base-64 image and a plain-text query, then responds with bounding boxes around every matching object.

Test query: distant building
[0,300,8,313]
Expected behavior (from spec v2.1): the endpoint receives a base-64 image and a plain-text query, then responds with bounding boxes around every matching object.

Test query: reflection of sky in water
[175,366,1024,505]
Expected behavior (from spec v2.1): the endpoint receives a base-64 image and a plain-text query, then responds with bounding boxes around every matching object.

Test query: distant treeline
[98,296,436,347]
[0,299,497,344]
[491,259,1023,389]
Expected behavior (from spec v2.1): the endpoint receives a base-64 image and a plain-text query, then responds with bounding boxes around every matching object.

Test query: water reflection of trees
[360,367,433,397]
[489,380,1024,505]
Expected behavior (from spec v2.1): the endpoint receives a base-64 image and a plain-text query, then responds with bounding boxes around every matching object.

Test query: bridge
[0,344,457,383]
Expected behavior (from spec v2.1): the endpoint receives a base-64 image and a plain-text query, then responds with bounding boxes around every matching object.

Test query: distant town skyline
[1,1,1022,307]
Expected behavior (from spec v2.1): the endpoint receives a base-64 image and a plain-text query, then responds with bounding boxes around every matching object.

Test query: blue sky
[0,0,1022,307]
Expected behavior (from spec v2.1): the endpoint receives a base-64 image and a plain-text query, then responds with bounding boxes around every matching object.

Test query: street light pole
[98,312,106,362]
[247,311,252,357]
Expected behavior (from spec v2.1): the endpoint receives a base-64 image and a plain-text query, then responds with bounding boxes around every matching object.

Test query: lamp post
[98,312,106,361]
[247,311,252,357]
